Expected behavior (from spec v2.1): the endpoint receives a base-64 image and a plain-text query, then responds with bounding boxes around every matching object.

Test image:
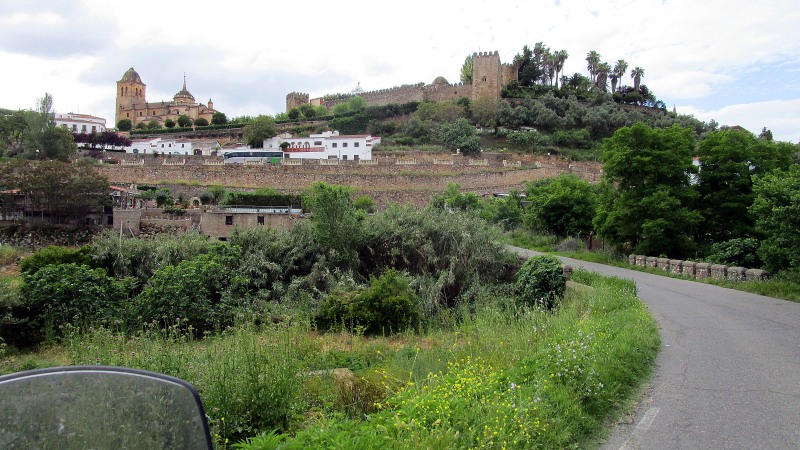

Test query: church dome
[120,67,142,83]
[173,77,195,102]
[432,76,449,85]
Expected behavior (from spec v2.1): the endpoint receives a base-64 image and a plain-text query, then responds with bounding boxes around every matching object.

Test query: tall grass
[247,271,660,449]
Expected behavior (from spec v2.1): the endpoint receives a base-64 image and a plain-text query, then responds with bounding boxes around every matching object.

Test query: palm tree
[554,50,568,89]
[610,73,619,94]
[596,62,611,92]
[613,59,628,92]
[631,67,645,91]
[545,52,557,86]
[586,51,601,83]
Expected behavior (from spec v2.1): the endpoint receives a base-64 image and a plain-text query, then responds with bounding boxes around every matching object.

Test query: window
[342,143,348,148]
[181,144,185,148]
[342,155,348,160]
[354,142,360,147]
[332,143,337,148]
[126,113,129,118]
[314,141,322,146]
[139,112,142,116]
[81,125,87,132]
[257,216,264,225]
[92,126,97,133]
[72,125,77,131]
[225,216,233,225]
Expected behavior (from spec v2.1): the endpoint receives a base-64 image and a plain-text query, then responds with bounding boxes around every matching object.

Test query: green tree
[314,105,329,117]
[470,97,499,129]
[524,174,597,237]
[287,108,301,120]
[117,119,133,131]
[480,190,523,230]
[347,96,366,112]
[177,114,193,128]
[21,263,134,343]
[332,103,350,115]
[135,121,146,130]
[194,117,209,127]
[585,50,601,83]
[302,182,361,263]
[136,252,246,334]
[0,110,31,156]
[211,112,228,125]
[298,104,316,119]
[460,54,473,84]
[438,118,480,155]
[594,123,700,257]
[147,120,161,129]
[696,129,793,247]
[38,126,77,161]
[242,115,278,148]
[164,119,176,128]
[750,165,800,272]
[431,183,481,212]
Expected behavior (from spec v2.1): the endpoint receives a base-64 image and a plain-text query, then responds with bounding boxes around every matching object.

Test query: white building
[125,138,221,155]
[263,131,380,160]
[55,113,106,134]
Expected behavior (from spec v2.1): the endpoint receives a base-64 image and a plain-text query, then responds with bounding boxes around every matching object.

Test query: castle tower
[116,67,146,126]
[286,92,309,112]
[471,51,502,102]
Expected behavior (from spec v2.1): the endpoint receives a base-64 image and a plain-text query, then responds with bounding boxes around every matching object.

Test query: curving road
[510,247,800,450]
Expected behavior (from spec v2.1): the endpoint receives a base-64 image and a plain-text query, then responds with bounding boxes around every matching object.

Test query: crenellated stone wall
[629,255,770,281]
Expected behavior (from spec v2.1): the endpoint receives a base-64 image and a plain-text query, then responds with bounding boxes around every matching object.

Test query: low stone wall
[629,255,770,281]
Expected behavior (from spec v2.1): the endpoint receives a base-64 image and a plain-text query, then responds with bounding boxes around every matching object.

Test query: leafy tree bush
[705,238,761,268]
[164,119,176,128]
[524,174,597,237]
[480,191,523,230]
[438,118,480,155]
[117,119,132,131]
[20,263,135,343]
[211,112,228,125]
[224,189,301,208]
[135,122,146,130]
[19,245,91,276]
[302,182,361,264]
[317,269,419,334]
[750,166,800,272]
[177,115,193,128]
[431,183,481,211]
[194,117,209,127]
[514,255,566,309]
[135,251,247,334]
[353,195,376,214]
[594,123,700,257]
[147,120,161,130]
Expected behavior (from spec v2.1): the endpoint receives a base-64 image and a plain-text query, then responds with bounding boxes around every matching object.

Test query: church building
[115,67,220,128]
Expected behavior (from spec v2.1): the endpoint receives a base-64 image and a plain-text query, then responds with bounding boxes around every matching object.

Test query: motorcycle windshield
[0,366,212,450]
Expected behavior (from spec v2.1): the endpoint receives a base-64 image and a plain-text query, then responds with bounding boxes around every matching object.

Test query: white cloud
[680,99,800,143]
[1,0,799,134]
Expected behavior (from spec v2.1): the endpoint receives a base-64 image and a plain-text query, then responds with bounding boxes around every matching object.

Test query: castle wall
[423,83,472,103]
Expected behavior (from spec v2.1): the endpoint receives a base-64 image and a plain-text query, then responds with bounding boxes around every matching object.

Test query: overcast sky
[1,0,798,142]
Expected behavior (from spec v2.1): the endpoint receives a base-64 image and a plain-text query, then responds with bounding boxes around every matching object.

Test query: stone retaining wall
[629,255,770,281]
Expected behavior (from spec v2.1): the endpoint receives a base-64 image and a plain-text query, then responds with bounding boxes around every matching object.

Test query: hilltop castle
[287,51,517,112]
[115,68,221,128]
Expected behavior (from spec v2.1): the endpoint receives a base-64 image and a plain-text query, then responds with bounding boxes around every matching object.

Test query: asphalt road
[510,247,800,450]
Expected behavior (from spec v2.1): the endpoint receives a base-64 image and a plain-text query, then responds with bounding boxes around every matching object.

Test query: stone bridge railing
[629,255,770,281]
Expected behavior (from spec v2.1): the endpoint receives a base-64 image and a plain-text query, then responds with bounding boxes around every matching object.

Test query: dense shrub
[705,237,761,268]
[514,255,566,309]
[135,251,248,334]
[360,205,514,312]
[90,231,223,288]
[317,269,419,334]
[19,245,91,276]
[20,263,135,343]
[556,237,586,253]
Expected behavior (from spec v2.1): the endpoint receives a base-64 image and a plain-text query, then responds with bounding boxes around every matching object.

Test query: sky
[1,0,798,142]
